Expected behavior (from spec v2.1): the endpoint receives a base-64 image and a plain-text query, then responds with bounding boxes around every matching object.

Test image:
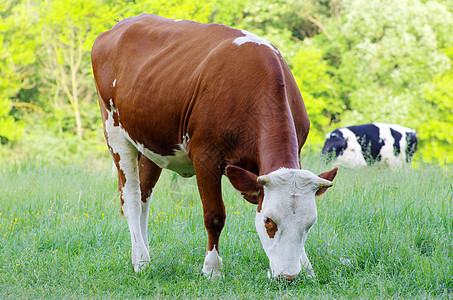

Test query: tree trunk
[74,101,82,139]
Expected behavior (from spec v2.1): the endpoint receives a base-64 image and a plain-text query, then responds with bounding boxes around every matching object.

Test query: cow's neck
[257,104,300,175]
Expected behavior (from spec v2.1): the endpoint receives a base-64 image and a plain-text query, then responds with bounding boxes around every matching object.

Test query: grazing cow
[322,123,417,168]
[91,14,337,280]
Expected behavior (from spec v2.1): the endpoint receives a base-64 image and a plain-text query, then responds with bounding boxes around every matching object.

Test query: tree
[124,0,213,23]
[291,45,343,147]
[311,0,453,162]
[417,47,453,164]
[1,0,451,165]
[39,0,115,139]
[329,0,452,127]
[0,0,39,143]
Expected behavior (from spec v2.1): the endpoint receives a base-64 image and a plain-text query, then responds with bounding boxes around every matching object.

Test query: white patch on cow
[255,168,331,279]
[136,142,194,177]
[334,128,367,168]
[109,99,115,112]
[105,112,193,177]
[374,123,415,169]
[105,110,138,199]
[202,245,223,280]
[127,134,195,178]
[180,133,190,152]
[325,131,339,140]
[233,30,279,54]
[374,123,400,168]
[113,79,117,87]
[174,19,183,22]
[104,106,149,272]
[374,123,396,164]
[386,123,411,135]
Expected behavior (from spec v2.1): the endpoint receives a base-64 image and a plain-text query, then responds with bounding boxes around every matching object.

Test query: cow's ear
[316,167,338,196]
[225,165,262,204]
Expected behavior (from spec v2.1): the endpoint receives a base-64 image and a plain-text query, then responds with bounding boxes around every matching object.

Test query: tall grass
[0,156,452,299]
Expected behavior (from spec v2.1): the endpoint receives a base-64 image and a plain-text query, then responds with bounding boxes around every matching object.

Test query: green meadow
[0,155,452,299]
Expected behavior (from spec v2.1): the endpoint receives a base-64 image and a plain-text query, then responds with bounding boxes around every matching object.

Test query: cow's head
[321,130,347,161]
[226,166,338,280]
[323,129,367,167]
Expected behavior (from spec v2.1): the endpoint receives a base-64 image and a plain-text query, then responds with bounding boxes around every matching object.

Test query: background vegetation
[1,2,452,297]
[0,0,452,167]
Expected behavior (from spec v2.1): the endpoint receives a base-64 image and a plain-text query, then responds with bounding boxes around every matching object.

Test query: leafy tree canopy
[0,0,451,165]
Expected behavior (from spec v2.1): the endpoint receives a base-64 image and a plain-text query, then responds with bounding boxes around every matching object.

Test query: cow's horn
[318,178,333,188]
[257,175,269,186]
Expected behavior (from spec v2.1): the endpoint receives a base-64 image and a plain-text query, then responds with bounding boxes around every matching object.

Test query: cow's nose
[277,274,297,282]
[284,274,296,281]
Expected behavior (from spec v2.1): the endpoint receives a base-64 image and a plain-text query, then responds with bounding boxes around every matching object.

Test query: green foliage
[417,47,453,165]
[332,0,452,126]
[210,0,246,26]
[234,0,304,58]
[39,0,117,139]
[0,99,24,142]
[0,0,452,164]
[291,45,343,147]
[0,0,39,143]
[311,0,453,162]
[125,0,213,22]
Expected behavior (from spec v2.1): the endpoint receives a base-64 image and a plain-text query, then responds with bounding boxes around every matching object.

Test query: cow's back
[92,14,240,97]
[92,14,309,173]
[92,14,243,154]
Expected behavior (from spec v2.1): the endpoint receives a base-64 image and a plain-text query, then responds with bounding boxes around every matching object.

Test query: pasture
[0,155,452,299]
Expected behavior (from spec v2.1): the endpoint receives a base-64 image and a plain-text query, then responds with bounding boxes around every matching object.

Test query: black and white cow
[322,123,417,168]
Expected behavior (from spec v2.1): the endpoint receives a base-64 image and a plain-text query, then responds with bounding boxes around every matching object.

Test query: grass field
[0,155,452,299]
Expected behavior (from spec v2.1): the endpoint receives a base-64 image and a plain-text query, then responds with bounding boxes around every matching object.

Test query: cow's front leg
[194,159,226,280]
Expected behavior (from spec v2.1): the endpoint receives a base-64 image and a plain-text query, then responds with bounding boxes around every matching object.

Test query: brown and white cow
[91,14,337,280]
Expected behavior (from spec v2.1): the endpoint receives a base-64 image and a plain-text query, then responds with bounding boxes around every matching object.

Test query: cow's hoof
[133,260,149,273]
[202,269,224,281]
[132,247,150,273]
[267,269,316,281]
[202,247,223,280]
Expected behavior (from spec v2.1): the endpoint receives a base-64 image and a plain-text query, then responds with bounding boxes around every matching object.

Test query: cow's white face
[225,165,336,281]
[255,168,332,280]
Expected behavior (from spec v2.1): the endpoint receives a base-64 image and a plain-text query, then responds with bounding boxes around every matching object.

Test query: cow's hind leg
[193,157,226,280]
[138,155,162,252]
[113,144,150,272]
[103,112,149,272]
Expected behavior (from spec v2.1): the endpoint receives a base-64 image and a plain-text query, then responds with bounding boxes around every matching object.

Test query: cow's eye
[263,217,278,238]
